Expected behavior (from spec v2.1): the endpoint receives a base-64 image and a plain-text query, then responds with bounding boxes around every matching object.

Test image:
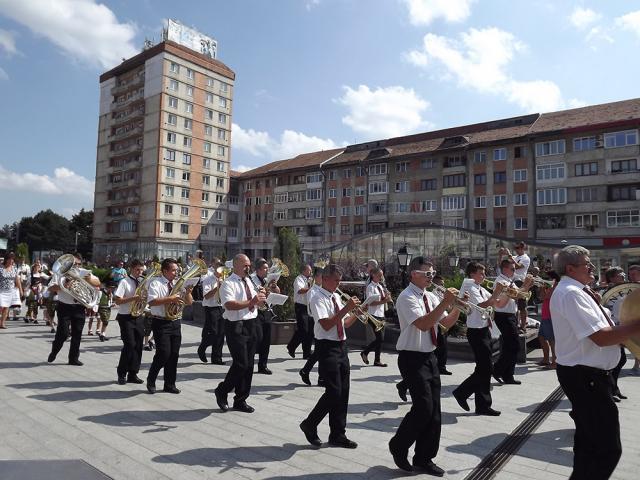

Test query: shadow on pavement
[28,389,142,402]
[262,465,410,480]
[0,362,48,369]
[7,380,115,390]
[79,408,212,429]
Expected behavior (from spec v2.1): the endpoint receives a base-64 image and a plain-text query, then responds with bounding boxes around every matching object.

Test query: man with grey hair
[551,245,640,479]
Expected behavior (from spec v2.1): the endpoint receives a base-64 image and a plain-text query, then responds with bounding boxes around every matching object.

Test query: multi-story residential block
[238,99,640,260]
[93,21,234,262]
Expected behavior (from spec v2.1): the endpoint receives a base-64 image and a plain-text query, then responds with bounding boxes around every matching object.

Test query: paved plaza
[0,313,638,480]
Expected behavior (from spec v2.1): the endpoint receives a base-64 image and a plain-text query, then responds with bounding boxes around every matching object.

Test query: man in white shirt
[452,262,506,416]
[551,245,640,480]
[198,257,225,365]
[146,258,193,395]
[388,257,459,475]
[251,258,281,375]
[361,267,391,367]
[114,259,145,385]
[300,264,360,449]
[501,242,531,331]
[214,254,266,414]
[299,266,325,386]
[287,264,313,358]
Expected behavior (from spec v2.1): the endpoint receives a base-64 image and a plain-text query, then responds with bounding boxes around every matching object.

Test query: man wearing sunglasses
[551,245,640,479]
[388,257,460,475]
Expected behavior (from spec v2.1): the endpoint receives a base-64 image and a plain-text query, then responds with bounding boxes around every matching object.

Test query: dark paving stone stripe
[465,385,565,480]
[0,459,113,480]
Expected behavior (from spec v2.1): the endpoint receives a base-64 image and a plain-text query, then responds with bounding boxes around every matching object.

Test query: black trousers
[454,327,493,410]
[611,346,627,396]
[362,317,385,361]
[304,340,350,440]
[255,311,272,369]
[302,342,319,374]
[147,318,181,387]
[493,312,519,381]
[50,303,85,362]
[557,364,621,480]
[200,306,225,363]
[435,326,448,371]
[287,303,313,357]
[218,318,257,404]
[117,313,144,377]
[390,350,441,461]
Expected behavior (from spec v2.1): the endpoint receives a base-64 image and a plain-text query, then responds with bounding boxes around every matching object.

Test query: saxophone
[166,258,208,320]
[130,262,161,317]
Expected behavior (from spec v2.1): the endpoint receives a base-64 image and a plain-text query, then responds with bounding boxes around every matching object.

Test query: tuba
[51,254,101,309]
[617,284,640,358]
[130,262,161,317]
[166,258,208,321]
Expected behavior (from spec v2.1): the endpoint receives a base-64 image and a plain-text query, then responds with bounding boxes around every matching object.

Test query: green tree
[15,242,29,261]
[18,210,73,252]
[272,227,301,321]
[70,209,94,260]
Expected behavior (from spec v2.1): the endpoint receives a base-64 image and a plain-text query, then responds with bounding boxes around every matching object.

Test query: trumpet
[531,276,555,288]
[335,287,385,332]
[483,278,531,301]
[431,284,495,323]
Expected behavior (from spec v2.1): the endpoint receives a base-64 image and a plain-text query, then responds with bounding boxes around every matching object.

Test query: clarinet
[246,270,278,318]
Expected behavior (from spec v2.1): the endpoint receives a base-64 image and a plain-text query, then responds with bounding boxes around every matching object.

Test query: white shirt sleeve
[146,278,163,302]
[563,289,611,340]
[202,273,217,296]
[114,278,129,299]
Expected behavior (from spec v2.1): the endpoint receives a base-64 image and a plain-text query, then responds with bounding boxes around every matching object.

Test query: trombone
[335,287,385,332]
[431,284,495,323]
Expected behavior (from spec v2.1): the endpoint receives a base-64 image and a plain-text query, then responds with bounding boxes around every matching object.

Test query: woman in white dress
[0,253,23,329]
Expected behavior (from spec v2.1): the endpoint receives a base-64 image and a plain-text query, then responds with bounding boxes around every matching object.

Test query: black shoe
[257,367,272,375]
[233,402,255,413]
[396,383,408,402]
[492,374,504,384]
[389,444,413,472]
[613,391,627,400]
[211,359,225,365]
[287,346,295,358]
[99,334,105,342]
[329,437,357,449]
[373,361,388,367]
[452,389,470,412]
[299,369,311,386]
[439,369,453,375]
[413,460,444,477]
[163,385,181,394]
[143,345,152,351]
[317,377,325,387]
[117,376,126,385]
[214,388,228,412]
[197,346,207,363]
[300,421,322,447]
[146,382,156,394]
[502,378,521,385]
[50,328,56,333]
[360,351,370,365]
[476,407,501,416]
[68,359,83,366]
[127,375,144,384]
[47,352,56,363]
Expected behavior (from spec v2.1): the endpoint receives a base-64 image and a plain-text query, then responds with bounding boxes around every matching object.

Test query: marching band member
[452,262,506,416]
[300,264,360,448]
[47,253,99,366]
[361,267,390,367]
[551,245,640,480]
[604,267,629,401]
[251,258,280,375]
[146,258,192,394]
[214,254,266,413]
[299,266,324,386]
[388,258,460,474]
[198,257,226,365]
[432,275,451,375]
[287,264,313,358]
[500,242,531,331]
[114,259,145,385]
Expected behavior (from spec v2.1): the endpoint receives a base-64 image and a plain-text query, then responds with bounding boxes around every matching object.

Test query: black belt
[560,364,611,376]
[316,339,345,345]
[150,315,172,321]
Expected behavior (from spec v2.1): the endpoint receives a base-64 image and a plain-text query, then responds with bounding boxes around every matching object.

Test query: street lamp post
[397,244,413,288]
[75,232,80,251]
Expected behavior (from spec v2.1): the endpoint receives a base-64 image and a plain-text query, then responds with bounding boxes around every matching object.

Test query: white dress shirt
[366,281,385,317]
[513,253,530,281]
[56,267,92,305]
[494,273,517,314]
[219,273,258,322]
[293,274,310,305]
[201,269,221,307]
[146,275,172,317]
[459,279,492,328]
[307,284,320,315]
[114,276,138,315]
[396,283,444,353]
[309,286,346,341]
[550,276,619,370]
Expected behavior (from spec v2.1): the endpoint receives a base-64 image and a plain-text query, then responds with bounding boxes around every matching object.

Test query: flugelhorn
[335,287,385,332]
[166,258,207,320]
[484,278,531,301]
[431,284,494,323]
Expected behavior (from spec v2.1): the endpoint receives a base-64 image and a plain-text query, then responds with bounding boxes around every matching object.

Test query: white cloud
[306,0,321,11]
[403,0,476,26]
[616,10,640,37]
[408,27,578,112]
[0,165,94,197]
[336,85,432,139]
[569,7,601,29]
[0,0,138,69]
[232,123,342,160]
[234,165,253,173]
[0,66,7,80]
[0,28,18,56]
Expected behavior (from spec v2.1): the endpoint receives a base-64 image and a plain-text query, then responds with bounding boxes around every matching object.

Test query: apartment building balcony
[110,126,143,141]
[111,91,145,109]
[110,74,145,96]
[109,143,142,158]
[110,106,145,128]
[367,212,388,222]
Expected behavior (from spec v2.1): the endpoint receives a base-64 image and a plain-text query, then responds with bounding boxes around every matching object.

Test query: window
[167,113,177,125]
[218,113,227,124]
[395,181,409,192]
[306,172,323,183]
[421,158,436,169]
[306,189,322,201]
[493,148,506,161]
[575,162,598,176]
[184,118,192,130]
[164,149,175,161]
[370,163,388,175]
[611,159,637,173]
[420,178,437,191]
[202,192,209,202]
[341,187,351,197]
[275,193,287,203]
[396,162,409,173]
[604,130,638,148]
[217,145,226,157]
[165,167,175,178]
[370,203,388,214]
[206,92,213,103]
[368,181,388,194]
[474,196,486,208]
[169,62,179,74]
[206,77,214,87]
[607,209,640,227]
[180,206,189,216]
[574,136,596,152]
[422,200,437,211]
[355,186,366,196]
[216,194,224,203]
[341,206,351,216]
[329,170,337,180]
[164,204,173,215]
[537,187,567,205]
[354,224,364,235]
[494,218,506,230]
[168,79,178,91]
[355,205,366,215]
[513,169,527,182]
[609,185,639,201]
[216,161,225,172]
[575,187,598,202]
[442,196,466,210]
[575,214,599,228]
[219,97,227,108]
[180,224,189,235]
[204,142,212,153]
[164,185,174,197]
[342,168,352,178]
[205,109,214,121]
[186,68,194,80]
[164,222,173,233]
[443,155,466,168]
[203,175,210,186]
[356,166,366,177]
[494,171,507,183]
[275,210,287,220]
[168,96,178,108]
[203,158,211,169]
[201,226,209,235]
[474,174,486,185]
[182,153,191,165]
[514,146,525,158]
[535,140,566,157]
[514,193,528,205]
[185,102,193,114]
[219,82,229,93]
[340,225,350,235]
[218,129,227,141]
[473,151,486,164]
[328,189,337,199]
[443,174,466,188]
[186,85,193,97]
[183,136,192,148]
[327,207,336,217]
[514,218,528,230]
[474,219,486,231]
[395,203,410,213]
[536,163,566,181]
[216,178,224,188]
[306,207,322,219]
[494,195,507,207]
[536,215,566,229]
[181,188,190,199]
[166,132,176,144]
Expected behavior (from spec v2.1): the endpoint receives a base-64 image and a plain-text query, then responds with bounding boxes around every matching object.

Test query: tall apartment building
[93,22,235,262]
[239,98,640,260]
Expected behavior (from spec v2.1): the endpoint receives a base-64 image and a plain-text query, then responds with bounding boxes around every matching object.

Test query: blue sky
[1,0,640,225]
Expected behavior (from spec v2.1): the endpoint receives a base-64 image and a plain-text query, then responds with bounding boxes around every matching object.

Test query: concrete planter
[271,320,296,345]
